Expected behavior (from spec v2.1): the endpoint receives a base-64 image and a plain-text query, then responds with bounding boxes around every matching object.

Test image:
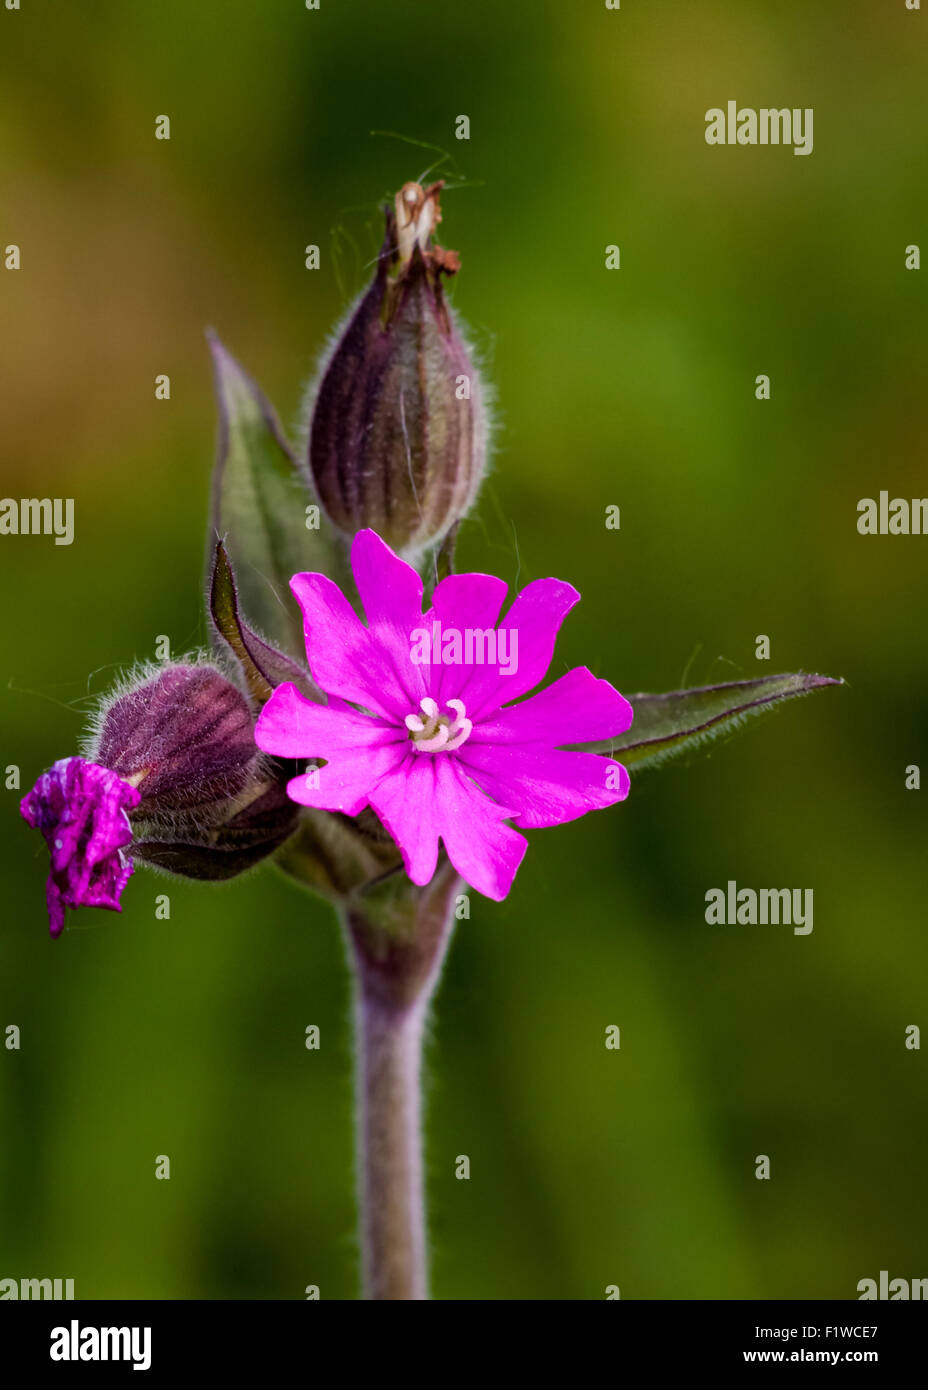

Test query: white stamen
[444,718,472,751]
[416,725,451,753]
[446,698,466,733]
[406,696,473,754]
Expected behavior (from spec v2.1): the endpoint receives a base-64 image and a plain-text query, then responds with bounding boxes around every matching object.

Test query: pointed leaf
[209,539,320,706]
[208,332,344,657]
[582,673,843,770]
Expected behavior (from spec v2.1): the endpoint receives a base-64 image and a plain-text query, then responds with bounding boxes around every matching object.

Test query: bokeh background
[1,0,925,1300]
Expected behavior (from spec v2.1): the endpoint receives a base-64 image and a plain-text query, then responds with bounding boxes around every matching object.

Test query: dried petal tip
[20,758,139,938]
[394,182,460,276]
[307,180,486,559]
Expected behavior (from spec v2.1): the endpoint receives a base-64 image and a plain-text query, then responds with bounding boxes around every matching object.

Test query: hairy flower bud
[91,663,299,879]
[307,180,486,558]
[95,664,257,811]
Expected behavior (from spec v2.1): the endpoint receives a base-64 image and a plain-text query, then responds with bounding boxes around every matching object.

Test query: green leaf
[583,673,843,770]
[208,539,320,707]
[208,332,345,658]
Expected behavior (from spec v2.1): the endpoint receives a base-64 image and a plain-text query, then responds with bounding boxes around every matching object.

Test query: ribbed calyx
[92,662,299,879]
[307,181,485,559]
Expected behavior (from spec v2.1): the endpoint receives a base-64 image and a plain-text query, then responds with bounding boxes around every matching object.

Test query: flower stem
[344,862,461,1300]
[354,989,429,1300]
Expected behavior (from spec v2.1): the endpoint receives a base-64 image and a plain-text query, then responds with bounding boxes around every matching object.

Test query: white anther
[446,698,467,733]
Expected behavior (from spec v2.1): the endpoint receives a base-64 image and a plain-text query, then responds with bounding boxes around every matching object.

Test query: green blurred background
[1,0,925,1300]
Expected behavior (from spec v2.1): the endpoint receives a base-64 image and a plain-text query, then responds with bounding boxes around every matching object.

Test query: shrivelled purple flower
[307,181,485,557]
[255,530,633,901]
[21,758,140,939]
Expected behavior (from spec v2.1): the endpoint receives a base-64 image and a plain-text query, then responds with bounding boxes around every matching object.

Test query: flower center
[405,697,472,754]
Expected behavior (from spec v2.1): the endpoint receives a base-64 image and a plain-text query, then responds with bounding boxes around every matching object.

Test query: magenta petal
[433,759,527,900]
[45,879,66,939]
[472,666,633,747]
[255,682,402,759]
[20,757,139,938]
[431,571,508,631]
[424,571,510,702]
[368,756,441,886]
[457,743,630,829]
[285,742,407,815]
[290,570,410,719]
[349,530,428,708]
[351,529,424,634]
[458,578,581,721]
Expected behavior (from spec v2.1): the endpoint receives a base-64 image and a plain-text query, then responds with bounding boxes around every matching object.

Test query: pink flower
[255,530,632,900]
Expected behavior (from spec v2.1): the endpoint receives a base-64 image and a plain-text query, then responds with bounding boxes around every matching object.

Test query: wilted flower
[21,662,299,937]
[21,758,140,939]
[255,530,632,900]
[307,181,486,557]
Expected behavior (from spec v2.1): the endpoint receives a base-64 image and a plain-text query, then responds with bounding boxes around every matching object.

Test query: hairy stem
[344,862,461,1300]
[354,990,429,1299]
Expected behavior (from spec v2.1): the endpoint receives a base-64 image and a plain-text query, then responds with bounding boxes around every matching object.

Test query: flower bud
[307,180,486,558]
[22,663,300,937]
[91,663,299,879]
